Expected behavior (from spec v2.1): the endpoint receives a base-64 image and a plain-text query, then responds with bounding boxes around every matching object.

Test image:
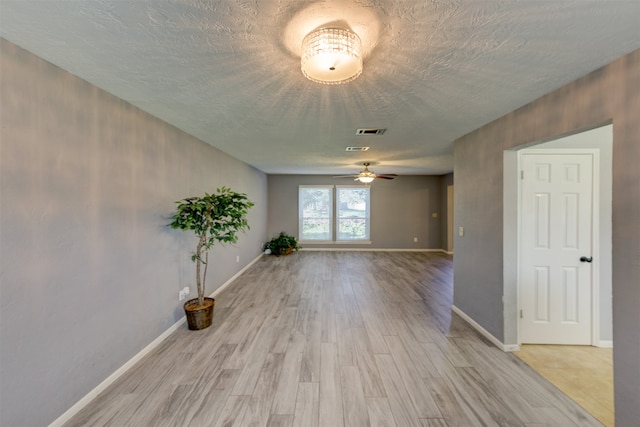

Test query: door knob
[580,256,593,263]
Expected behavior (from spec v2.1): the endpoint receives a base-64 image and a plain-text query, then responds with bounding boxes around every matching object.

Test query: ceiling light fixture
[357,176,375,183]
[301,27,363,85]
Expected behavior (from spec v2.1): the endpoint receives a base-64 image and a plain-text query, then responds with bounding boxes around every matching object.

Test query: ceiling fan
[333,162,397,183]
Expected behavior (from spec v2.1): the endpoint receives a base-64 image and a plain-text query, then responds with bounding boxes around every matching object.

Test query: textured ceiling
[1,1,639,175]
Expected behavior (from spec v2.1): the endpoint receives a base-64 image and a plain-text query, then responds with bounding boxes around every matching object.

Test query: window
[336,187,370,241]
[299,185,370,243]
[299,186,333,241]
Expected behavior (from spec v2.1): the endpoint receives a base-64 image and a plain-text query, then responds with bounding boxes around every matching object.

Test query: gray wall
[267,175,445,250]
[0,40,268,427]
[453,49,639,424]
[439,173,454,251]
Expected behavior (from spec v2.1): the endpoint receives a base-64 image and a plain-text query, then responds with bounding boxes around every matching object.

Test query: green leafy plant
[263,232,301,256]
[170,187,254,306]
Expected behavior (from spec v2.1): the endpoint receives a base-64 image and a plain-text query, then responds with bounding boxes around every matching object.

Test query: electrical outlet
[458,226,464,236]
[178,286,190,301]
[236,255,240,263]
[413,237,418,243]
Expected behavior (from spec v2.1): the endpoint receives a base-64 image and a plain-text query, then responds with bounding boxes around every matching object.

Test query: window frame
[335,185,371,243]
[298,184,371,244]
[298,185,334,243]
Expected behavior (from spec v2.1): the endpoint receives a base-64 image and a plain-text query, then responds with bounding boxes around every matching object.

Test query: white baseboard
[451,305,520,352]
[49,253,264,427]
[300,247,450,253]
[597,340,613,348]
[210,253,263,297]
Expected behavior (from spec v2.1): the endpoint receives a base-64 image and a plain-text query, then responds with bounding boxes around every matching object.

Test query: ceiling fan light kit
[334,162,397,183]
[357,176,375,183]
[301,27,363,85]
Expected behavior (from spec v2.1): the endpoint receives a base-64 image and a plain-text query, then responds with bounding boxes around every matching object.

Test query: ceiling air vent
[345,146,370,152]
[356,128,386,135]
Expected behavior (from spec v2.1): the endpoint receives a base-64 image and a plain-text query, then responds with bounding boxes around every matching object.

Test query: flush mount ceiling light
[301,27,363,85]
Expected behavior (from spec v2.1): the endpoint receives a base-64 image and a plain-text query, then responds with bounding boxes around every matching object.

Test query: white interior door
[519,152,595,344]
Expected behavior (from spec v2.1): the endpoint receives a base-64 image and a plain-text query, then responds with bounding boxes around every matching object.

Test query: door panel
[520,153,593,344]
[533,266,550,321]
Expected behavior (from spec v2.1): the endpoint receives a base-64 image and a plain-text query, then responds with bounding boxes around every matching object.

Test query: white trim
[211,253,263,297]
[49,253,264,427]
[452,305,520,352]
[299,247,449,253]
[299,240,372,245]
[49,319,186,427]
[298,185,372,243]
[591,153,601,346]
[597,340,613,348]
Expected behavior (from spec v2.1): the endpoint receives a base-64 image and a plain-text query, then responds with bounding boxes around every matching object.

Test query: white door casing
[519,151,597,345]
[447,185,454,253]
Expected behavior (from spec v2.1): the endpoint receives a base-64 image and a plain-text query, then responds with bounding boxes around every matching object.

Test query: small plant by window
[263,232,301,256]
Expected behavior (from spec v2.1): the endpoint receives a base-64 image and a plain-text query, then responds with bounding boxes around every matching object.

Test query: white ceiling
[1,1,639,176]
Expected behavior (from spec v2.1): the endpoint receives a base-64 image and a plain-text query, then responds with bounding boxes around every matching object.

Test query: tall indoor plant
[169,186,254,330]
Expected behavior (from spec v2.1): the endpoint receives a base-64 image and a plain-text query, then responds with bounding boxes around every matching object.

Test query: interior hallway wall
[453,49,639,425]
[0,39,268,427]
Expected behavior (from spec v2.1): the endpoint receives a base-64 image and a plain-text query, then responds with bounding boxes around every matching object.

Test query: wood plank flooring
[65,252,602,427]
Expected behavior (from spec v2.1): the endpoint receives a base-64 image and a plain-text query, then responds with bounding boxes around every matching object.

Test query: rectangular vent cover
[356,128,386,135]
[345,146,370,152]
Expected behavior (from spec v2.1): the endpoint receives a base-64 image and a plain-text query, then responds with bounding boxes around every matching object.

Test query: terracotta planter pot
[279,247,293,256]
[184,297,215,330]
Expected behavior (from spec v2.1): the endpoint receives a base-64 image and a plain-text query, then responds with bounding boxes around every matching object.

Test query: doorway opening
[503,124,613,425]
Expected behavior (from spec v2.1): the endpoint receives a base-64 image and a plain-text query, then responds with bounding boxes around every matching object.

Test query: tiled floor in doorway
[515,344,614,427]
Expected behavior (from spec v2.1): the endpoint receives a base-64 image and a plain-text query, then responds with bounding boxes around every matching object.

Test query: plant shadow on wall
[169,187,254,330]
[263,232,301,256]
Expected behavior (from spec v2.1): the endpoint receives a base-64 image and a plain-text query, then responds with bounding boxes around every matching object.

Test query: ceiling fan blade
[334,163,397,181]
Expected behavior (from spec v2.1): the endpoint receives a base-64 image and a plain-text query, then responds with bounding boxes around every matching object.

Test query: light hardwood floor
[66,252,602,426]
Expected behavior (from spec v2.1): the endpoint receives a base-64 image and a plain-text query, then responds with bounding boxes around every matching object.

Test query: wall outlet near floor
[413,237,418,243]
[458,226,464,236]
[178,286,190,301]
[236,255,240,263]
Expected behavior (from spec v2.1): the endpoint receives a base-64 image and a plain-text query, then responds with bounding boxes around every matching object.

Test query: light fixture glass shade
[301,28,363,85]
[357,176,374,183]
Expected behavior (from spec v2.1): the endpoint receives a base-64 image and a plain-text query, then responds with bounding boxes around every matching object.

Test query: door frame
[516,148,601,346]
[447,185,454,254]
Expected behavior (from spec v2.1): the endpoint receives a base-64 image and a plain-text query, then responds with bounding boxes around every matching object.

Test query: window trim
[298,185,334,243]
[298,184,371,244]
[335,185,371,243]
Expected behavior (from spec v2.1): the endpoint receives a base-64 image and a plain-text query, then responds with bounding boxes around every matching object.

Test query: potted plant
[263,232,301,256]
[169,186,254,330]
